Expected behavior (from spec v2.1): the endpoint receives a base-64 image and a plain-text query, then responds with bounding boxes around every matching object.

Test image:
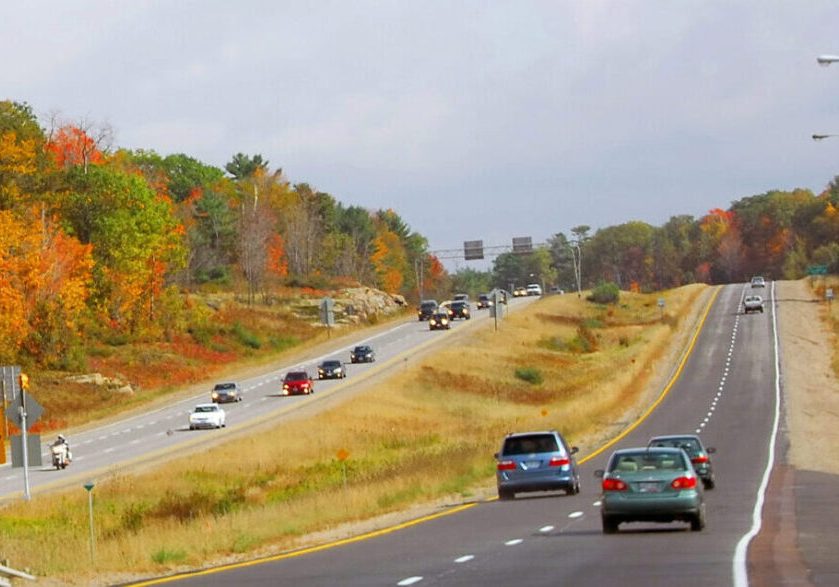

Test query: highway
[140,283,786,586]
[0,298,535,502]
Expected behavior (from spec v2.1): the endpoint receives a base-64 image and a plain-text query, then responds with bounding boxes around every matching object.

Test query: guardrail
[0,562,35,586]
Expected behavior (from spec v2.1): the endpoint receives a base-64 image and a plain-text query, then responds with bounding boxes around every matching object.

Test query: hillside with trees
[4,98,839,382]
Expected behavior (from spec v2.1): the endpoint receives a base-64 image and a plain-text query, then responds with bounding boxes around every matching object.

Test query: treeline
[0,100,446,368]
[478,192,839,294]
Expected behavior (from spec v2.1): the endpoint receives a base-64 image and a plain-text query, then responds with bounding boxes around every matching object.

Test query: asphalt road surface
[122,282,809,586]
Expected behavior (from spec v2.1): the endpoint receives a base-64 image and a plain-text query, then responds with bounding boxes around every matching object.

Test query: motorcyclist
[52,434,71,463]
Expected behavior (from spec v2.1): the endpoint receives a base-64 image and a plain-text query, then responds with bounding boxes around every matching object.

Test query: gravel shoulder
[776,279,839,474]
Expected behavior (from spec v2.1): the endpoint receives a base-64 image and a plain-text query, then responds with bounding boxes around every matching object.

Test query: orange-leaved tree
[46,125,105,173]
[0,208,93,365]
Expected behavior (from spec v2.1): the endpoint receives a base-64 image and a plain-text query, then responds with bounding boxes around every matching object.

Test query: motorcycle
[51,444,71,470]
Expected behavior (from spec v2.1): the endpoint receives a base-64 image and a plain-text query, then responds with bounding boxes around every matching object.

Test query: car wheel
[703,476,716,490]
[568,479,581,495]
[498,488,514,500]
[691,506,706,532]
[602,516,619,534]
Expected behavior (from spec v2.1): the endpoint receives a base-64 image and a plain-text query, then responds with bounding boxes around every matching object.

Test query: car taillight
[602,478,627,491]
[692,455,709,464]
[671,476,697,490]
[548,457,570,467]
[497,460,517,471]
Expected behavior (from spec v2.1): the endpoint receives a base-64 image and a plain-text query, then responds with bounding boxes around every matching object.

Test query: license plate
[638,481,661,493]
[523,461,541,470]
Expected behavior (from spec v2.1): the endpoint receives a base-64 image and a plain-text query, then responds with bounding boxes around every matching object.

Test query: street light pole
[570,244,582,298]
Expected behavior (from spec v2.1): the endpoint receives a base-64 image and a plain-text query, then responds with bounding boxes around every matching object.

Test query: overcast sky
[4,2,839,269]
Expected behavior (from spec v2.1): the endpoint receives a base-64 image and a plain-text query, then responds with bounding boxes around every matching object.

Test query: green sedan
[596,446,706,534]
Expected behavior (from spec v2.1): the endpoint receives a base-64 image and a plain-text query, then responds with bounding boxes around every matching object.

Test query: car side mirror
[569,446,579,455]
[493,452,499,459]
[594,469,605,478]
[707,447,716,454]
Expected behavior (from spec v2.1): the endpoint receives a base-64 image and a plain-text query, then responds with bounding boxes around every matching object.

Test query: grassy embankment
[0,284,708,584]
[809,276,839,377]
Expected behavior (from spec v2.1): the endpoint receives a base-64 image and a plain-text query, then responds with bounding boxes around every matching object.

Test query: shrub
[514,367,543,385]
[588,282,620,304]
[232,322,261,349]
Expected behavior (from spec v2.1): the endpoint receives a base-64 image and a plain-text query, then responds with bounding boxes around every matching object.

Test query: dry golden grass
[0,285,709,584]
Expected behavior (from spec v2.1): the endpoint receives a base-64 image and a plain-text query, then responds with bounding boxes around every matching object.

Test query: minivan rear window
[503,434,559,455]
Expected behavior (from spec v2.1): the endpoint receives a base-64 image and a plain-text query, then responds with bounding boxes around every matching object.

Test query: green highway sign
[807,265,828,275]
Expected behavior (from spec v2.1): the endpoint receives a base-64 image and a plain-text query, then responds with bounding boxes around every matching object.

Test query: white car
[750,276,766,288]
[743,295,764,314]
[526,283,543,296]
[189,403,226,430]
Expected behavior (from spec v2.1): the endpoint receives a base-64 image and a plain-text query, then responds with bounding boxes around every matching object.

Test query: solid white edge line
[733,280,782,587]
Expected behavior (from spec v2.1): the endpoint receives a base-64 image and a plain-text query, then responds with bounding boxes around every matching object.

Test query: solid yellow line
[127,503,478,586]
[578,285,722,464]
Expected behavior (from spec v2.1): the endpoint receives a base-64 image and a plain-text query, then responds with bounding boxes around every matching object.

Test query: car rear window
[503,434,559,455]
[214,383,236,391]
[611,451,687,472]
[650,438,701,454]
[286,372,308,380]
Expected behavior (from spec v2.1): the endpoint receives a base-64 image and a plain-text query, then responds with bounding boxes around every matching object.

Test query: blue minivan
[495,430,580,500]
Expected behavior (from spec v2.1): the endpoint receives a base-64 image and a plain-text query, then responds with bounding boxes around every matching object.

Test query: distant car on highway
[188,403,226,430]
[743,295,764,314]
[211,381,242,403]
[750,276,766,288]
[449,300,471,320]
[526,283,543,296]
[453,293,469,301]
[648,434,717,489]
[513,286,527,297]
[596,446,705,533]
[477,293,493,309]
[350,345,375,363]
[428,312,451,330]
[317,359,346,380]
[282,370,314,395]
[495,430,580,500]
[417,300,438,321]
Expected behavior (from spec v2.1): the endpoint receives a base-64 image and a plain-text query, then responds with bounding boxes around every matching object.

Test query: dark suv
[417,300,438,321]
[648,434,716,489]
[495,430,580,499]
[350,345,375,363]
[449,300,471,320]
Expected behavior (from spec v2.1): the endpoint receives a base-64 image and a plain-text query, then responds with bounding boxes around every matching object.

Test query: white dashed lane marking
[505,539,523,546]
[568,511,584,519]
[454,555,474,563]
[539,525,554,533]
[397,577,423,586]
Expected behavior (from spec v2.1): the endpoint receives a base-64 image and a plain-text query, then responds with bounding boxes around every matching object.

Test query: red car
[282,370,314,395]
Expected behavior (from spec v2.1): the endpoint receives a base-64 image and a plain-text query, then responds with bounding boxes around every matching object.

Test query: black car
[428,312,451,330]
[317,359,346,380]
[449,300,471,320]
[417,300,438,321]
[350,345,375,363]
[648,434,717,489]
[477,294,493,309]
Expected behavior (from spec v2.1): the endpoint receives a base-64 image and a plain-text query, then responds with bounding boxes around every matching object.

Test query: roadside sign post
[827,288,834,307]
[84,481,96,564]
[320,297,335,338]
[658,298,665,321]
[20,398,30,502]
